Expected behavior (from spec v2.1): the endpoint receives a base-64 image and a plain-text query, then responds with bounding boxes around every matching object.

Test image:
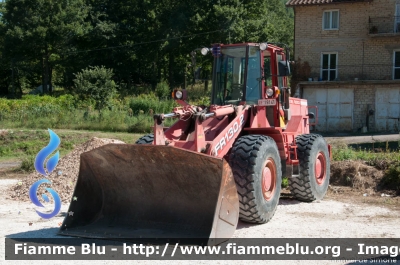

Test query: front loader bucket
[58,144,239,244]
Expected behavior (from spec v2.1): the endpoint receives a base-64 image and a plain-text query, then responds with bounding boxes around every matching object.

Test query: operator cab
[211,45,262,105]
[209,43,290,107]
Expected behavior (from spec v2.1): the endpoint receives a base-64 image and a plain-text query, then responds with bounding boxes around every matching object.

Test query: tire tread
[229,135,281,224]
[289,134,328,202]
[135,134,154,144]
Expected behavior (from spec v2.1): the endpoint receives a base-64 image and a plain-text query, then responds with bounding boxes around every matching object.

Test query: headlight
[201,48,209,56]
[259,43,268,51]
[175,91,183,99]
[266,88,274,97]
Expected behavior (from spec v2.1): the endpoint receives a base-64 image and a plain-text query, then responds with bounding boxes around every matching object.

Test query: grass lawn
[0,128,143,165]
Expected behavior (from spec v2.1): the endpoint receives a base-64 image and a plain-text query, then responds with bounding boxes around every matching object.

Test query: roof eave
[286,0,372,7]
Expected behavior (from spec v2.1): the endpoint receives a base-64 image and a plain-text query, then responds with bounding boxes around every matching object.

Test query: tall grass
[332,143,400,193]
[332,144,400,166]
[129,93,177,115]
[0,84,212,133]
[185,83,211,106]
[0,93,180,133]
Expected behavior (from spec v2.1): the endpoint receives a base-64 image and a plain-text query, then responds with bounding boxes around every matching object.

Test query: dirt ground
[1,138,400,265]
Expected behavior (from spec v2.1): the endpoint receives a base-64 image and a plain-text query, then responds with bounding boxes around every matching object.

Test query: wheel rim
[262,158,277,201]
[315,152,327,185]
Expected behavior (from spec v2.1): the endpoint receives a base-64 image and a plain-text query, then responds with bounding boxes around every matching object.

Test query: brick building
[286,0,400,132]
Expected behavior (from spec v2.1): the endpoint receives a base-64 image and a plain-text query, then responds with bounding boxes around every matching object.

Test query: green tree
[2,0,91,93]
[63,0,118,84]
[1,0,294,96]
[210,0,293,48]
[0,1,11,96]
[73,66,117,112]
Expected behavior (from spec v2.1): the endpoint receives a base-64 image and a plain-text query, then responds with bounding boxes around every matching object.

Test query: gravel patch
[6,137,124,203]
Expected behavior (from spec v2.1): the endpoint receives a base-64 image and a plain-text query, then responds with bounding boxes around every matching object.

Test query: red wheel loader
[59,42,331,245]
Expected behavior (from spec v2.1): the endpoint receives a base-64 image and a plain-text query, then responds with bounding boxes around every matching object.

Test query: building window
[394,51,400,80]
[321,53,338,81]
[323,10,339,30]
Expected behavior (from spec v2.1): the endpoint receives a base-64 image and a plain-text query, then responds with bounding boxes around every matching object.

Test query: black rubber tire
[135,134,154,144]
[289,134,330,202]
[229,135,282,224]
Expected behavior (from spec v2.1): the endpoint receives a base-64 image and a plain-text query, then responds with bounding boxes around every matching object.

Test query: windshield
[212,46,261,105]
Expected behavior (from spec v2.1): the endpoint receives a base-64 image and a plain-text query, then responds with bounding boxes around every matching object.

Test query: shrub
[155,80,170,99]
[332,146,356,161]
[128,93,177,115]
[380,163,400,193]
[19,155,35,172]
[281,177,288,188]
[73,66,117,112]
[190,96,210,106]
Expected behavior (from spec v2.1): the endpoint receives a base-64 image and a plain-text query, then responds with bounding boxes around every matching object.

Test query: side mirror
[307,112,315,119]
[278,61,291,76]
